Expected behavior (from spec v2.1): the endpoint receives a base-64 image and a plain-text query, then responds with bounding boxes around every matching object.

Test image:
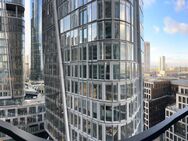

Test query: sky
[143,0,188,67]
[25,1,31,60]
[25,0,188,67]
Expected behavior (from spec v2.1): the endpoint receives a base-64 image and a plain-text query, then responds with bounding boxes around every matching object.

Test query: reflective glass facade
[43,0,143,140]
[30,0,43,81]
[0,0,24,102]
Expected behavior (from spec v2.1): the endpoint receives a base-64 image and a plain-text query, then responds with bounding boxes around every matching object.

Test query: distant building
[144,79,176,130]
[144,42,150,72]
[24,55,30,80]
[165,80,188,141]
[160,56,166,72]
[30,0,43,81]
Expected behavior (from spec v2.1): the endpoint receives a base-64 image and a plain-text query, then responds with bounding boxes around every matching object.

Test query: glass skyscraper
[30,0,43,81]
[43,0,143,140]
[0,0,24,105]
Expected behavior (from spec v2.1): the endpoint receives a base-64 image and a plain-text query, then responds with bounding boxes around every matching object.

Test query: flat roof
[171,79,188,87]
[23,94,45,106]
[144,78,170,83]
[0,94,45,109]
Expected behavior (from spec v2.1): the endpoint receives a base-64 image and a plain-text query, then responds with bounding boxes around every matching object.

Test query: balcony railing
[0,107,188,141]
[126,107,188,141]
[0,120,47,141]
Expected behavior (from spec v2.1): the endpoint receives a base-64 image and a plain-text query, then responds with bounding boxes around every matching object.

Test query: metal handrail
[125,107,188,141]
[0,120,47,141]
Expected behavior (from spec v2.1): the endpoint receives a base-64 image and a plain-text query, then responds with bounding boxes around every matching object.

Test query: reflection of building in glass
[43,0,143,141]
[30,0,43,81]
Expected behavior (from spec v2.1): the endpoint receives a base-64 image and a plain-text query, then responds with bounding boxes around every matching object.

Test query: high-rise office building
[0,0,24,105]
[0,1,45,140]
[144,42,150,72]
[30,0,43,81]
[43,0,143,140]
[160,56,166,72]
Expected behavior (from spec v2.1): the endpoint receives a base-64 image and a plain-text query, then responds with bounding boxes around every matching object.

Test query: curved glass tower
[30,0,43,81]
[43,0,143,140]
[0,0,24,105]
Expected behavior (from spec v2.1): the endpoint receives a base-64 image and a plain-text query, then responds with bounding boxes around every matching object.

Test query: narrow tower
[30,0,43,81]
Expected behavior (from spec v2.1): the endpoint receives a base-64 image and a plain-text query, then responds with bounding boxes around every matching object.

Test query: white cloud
[163,17,188,34]
[143,0,156,7]
[175,0,186,11]
[153,25,160,33]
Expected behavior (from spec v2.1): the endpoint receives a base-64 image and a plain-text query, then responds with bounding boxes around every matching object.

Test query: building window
[92,1,97,21]
[100,104,105,120]
[120,22,125,40]
[113,43,120,59]
[105,1,111,18]
[98,0,103,19]
[120,84,126,99]
[60,15,70,33]
[120,0,125,21]
[106,84,112,101]
[92,102,97,118]
[92,22,97,41]
[79,8,87,25]
[92,123,97,138]
[106,64,110,80]
[99,63,105,79]
[120,63,126,79]
[114,21,120,39]
[98,22,103,39]
[115,1,120,18]
[113,64,120,79]
[105,22,112,39]
[114,105,119,121]
[106,106,112,121]
[98,124,102,140]
[104,43,112,59]
[82,99,86,114]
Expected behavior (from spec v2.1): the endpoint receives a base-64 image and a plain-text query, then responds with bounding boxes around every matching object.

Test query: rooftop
[23,93,45,106]
[171,79,188,87]
[166,104,179,112]
[144,78,170,83]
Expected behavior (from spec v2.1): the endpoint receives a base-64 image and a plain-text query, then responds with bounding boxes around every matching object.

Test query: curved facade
[0,0,24,104]
[43,0,143,141]
[30,0,43,81]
